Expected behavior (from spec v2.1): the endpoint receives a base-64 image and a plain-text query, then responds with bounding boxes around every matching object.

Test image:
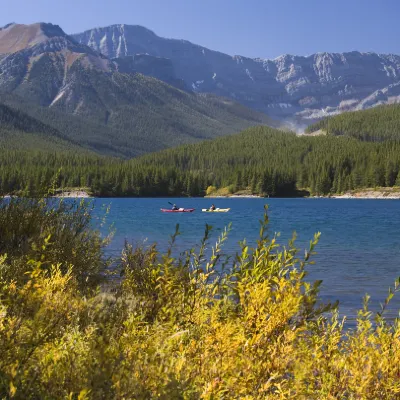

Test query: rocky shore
[54,190,91,198]
[331,188,400,199]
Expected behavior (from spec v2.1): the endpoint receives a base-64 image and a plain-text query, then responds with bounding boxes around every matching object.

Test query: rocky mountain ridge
[73,24,400,124]
[0,23,272,157]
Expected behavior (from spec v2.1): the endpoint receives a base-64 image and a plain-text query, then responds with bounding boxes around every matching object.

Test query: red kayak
[161,208,195,213]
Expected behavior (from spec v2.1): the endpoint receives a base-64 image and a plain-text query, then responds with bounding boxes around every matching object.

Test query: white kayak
[201,208,230,213]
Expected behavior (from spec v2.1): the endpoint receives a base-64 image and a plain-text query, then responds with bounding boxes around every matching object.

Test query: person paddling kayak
[172,204,179,210]
[210,204,216,211]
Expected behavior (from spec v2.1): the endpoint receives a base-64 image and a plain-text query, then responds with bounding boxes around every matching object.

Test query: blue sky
[0,0,399,59]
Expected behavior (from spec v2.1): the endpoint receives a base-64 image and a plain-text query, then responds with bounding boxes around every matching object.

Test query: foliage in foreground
[0,202,400,399]
[0,197,111,291]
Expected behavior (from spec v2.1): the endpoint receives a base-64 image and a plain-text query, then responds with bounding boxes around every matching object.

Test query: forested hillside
[0,102,86,152]
[0,85,273,157]
[2,126,400,197]
[0,90,274,157]
[305,104,400,141]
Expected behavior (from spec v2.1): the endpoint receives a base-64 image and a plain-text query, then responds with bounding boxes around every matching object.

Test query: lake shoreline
[3,187,400,199]
[327,188,400,199]
[53,190,92,198]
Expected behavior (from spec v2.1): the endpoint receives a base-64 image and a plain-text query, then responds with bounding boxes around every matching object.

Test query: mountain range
[0,23,272,157]
[1,21,400,157]
[73,24,400,126]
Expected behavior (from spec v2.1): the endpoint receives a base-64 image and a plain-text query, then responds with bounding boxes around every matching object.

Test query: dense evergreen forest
[2,122,400,197]
[306,104,400,141]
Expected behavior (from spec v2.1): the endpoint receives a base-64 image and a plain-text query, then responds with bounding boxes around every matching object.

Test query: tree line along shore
[2,126,400,198]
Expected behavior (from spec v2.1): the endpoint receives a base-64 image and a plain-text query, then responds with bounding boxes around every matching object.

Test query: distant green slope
[0,102,85,152]
[90,72,274,150]
[1,94,151,157]
[1,71,273,158]
[305,104,400,141]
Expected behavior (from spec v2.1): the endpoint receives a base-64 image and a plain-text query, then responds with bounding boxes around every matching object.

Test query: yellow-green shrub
[0,205,400,399]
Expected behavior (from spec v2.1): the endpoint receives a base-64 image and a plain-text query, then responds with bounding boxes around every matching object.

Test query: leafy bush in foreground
[0,197,111,291]
[0,204,399,398]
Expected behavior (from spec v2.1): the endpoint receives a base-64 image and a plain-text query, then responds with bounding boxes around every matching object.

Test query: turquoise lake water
[93,197,400,322]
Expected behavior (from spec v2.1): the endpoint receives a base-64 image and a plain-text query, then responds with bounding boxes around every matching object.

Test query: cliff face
[113,54,187,90]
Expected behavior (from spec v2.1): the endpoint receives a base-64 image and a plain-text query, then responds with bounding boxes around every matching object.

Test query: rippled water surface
[93,198,400,321]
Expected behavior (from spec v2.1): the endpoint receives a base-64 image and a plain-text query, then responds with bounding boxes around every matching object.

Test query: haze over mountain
[0,22,272,156]
[73,24,400,125]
